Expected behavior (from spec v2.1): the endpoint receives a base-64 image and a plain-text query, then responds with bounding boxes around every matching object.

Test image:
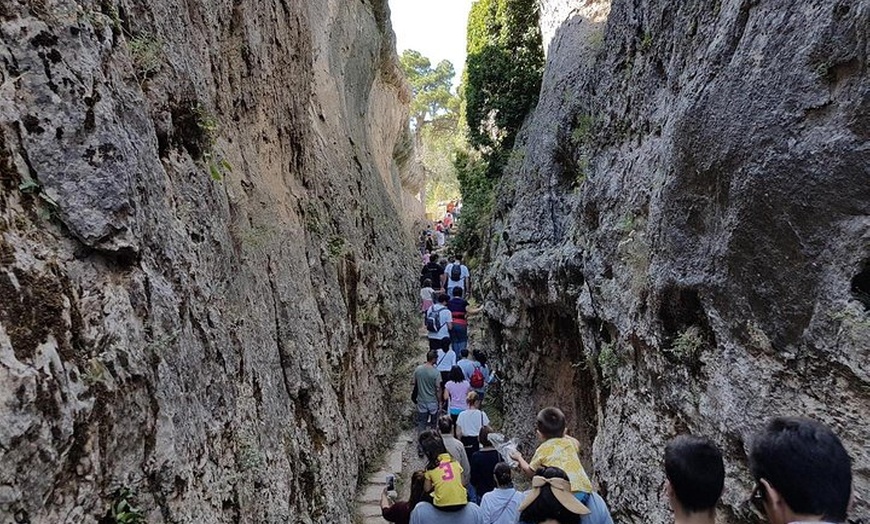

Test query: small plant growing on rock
[128,33,163,83]
[103,487,144,524]
[597,342,619,385]
[668,325,705,361]
[326,235,346,260]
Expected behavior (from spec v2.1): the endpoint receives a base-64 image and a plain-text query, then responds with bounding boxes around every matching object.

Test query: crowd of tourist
[382,407,854,524]
[382,215,857,524]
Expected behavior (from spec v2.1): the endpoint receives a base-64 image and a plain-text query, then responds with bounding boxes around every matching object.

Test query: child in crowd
[419,430,468,511]
[420,279,435,317]
[511,407,594,504]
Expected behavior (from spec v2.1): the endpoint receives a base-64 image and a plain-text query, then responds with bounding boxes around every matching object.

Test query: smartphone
[386,474,395,491]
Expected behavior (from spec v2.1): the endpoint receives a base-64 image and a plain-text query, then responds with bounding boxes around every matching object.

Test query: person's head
[479,426,492,447]
[426,350,438,364]
[449,365,464,383]
[422,278,432,288]
[493,462,513,488]
[437,293,449,304]
[664,435,724,516]
[472,349,487,366]
[408,470,428,508]
[452,287,464,298]
[430,253,438,262]
[519,467,589,524]
[438,415,454,435]
[460,348,469,359]
[466,390,480,408]
[749,417,852,524]
[455,254,463,263]
[536,407,567,440]
[419,430,447,469]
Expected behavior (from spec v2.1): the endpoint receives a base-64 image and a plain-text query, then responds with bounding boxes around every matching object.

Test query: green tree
[465,0,543,160]
[454,0,544,258]
[400,49,463,214]
[400,50,459,139]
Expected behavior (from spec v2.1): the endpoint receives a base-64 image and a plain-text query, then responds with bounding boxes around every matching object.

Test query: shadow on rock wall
[0,0,421,522]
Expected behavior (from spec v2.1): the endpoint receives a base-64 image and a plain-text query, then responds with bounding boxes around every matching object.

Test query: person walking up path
[445,255,471,299]
[413,350,442,446]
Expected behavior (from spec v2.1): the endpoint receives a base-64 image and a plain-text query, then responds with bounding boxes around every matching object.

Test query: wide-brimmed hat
[518,476,591,515]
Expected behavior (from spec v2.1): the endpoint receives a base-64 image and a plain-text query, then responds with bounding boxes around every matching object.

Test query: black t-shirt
[470,448,501,497]
[421,262,444,289]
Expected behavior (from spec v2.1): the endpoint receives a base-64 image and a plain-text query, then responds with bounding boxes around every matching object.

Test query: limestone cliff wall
[0,0,421,522]
[485,0,869,521]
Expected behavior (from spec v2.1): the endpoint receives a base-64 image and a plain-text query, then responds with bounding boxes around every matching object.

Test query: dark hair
[448,365,465,383]
[536,407,567,439]
[438,415,454,435]
[452,287,464,297]
[472,349,487,366]
[408,470,428,508]
[460,349,469,358]
[455,255,463,262]
[430,253,438,262]
[519,467,580,524]
[419,430,448,470]
[479,425,492,447]
[426,350,438,363]
[749,417,852,522]
[664,435,724,513]
[437,293,449,304]
[493,462,512,487]
[422,279,432,287]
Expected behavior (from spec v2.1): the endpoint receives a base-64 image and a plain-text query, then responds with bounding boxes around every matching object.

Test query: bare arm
[511,451,535,478]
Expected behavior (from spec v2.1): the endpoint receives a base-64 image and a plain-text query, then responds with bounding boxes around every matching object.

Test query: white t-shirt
[445,264,470,290]
[426,305,452,340]
[436,348,457,372]
[456,409,490,437]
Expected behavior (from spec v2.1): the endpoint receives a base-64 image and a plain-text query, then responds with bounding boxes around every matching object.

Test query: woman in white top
[456,391,490,456]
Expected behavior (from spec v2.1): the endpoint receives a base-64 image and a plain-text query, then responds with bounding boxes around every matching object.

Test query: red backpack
[470,365,485,389]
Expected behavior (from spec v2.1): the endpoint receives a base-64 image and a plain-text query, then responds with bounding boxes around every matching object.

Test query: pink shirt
[445,380,470,411]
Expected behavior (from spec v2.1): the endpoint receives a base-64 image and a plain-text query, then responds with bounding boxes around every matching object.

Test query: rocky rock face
[0,0,421,522]
[485,0,869,521]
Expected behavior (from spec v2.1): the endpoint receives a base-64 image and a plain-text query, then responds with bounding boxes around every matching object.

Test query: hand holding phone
[386,474,395,491]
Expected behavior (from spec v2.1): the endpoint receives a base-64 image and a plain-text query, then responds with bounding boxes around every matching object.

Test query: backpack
[470,365,485,388]
[450,263,462,282]
[425,306,443,333]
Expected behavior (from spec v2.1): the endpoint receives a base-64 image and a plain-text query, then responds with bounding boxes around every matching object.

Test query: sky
[388,0,475,89]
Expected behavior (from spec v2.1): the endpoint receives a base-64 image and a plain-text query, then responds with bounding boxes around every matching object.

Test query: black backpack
[450,263,462,282]
[425,306,443,333]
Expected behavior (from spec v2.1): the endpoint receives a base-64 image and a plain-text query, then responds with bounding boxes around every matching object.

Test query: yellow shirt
[424,453,468,506]
[529,436,593,493]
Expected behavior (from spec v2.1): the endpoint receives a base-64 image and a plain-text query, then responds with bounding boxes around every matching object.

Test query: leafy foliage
[451,150,493,256]
[464,0,544,156]
[400,49,463,214]
[454,0,544,257]
[400,50,459,132]
[102,487,144,524]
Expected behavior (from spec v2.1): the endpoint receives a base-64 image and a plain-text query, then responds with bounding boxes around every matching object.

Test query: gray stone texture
[484,0,868,522]
[0,0,422,522]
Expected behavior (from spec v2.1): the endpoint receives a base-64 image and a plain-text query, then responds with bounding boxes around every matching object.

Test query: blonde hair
[466,390,479,406]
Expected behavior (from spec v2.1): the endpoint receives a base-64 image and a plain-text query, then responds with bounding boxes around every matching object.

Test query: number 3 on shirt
[438,462,455,481]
